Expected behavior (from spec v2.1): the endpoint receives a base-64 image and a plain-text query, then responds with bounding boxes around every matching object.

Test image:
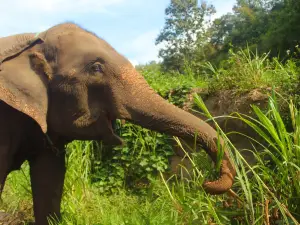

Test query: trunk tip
[202,173,235,195]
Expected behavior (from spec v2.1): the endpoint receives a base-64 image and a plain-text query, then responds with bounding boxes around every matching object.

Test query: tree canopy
[155,0,300,72]
[155,0,215,72]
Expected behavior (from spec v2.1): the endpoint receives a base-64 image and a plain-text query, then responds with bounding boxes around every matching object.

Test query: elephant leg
[0,143,10,195]
[0,136,21,196]
[0,103,28,196]
[29,147,66,225]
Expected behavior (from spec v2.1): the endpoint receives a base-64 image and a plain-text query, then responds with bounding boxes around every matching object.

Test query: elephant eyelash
[81,59,104,74]
[81,61,97,73]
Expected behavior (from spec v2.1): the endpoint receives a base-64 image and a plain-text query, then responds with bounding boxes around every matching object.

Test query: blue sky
[0,0,236,65]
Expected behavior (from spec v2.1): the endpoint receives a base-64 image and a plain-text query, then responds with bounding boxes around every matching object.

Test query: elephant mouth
[100,114,123,146]
[110,120,117,131]
[106,113,118,131]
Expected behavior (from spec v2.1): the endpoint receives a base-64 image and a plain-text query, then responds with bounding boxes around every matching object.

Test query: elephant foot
[0,211,29,225]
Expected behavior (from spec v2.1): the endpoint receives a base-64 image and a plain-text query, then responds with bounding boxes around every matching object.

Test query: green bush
[88,121,173,194]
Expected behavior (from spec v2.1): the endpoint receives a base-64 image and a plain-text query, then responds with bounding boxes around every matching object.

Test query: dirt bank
[169,88,270,176]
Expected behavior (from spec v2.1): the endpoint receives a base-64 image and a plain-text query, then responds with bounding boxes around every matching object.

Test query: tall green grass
[204,47,300,94]
[193,92,300,224]
[1,92,299,224]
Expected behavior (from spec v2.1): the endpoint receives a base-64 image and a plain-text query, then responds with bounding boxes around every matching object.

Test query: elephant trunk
[117,71,236,194]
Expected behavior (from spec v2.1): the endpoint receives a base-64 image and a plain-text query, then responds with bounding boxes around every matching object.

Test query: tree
[260,0,300,58]
[206,0,300,64]
[155,0,215,73]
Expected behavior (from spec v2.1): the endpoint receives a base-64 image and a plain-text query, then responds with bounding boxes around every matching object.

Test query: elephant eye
[91,63,103,73]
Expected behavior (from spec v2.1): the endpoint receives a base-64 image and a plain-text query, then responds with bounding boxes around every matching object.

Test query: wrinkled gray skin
[0,23,236,225]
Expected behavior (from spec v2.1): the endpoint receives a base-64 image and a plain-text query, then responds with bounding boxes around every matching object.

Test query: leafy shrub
[138,63,207,97]
[89,121,173,194]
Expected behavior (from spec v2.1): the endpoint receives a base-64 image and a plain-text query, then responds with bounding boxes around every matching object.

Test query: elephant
[0,23,236,225]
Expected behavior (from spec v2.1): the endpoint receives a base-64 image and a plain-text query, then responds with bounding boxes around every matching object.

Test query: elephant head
[0,23,235,194]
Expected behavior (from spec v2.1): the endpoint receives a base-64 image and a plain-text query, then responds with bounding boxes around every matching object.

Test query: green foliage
[206,47,300,94]
[193,92,300,224]
[155,0,215,73]
[260,0,300,58]
[89,122,173,194]
[165,84,192,107]
[153,0,300,77]
[137,61,207,98]
[237,94,300,223]
[155,0,300,69]
[206,0,300,65]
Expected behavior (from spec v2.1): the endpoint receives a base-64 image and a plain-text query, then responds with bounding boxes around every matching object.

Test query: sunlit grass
[206,47,300,94]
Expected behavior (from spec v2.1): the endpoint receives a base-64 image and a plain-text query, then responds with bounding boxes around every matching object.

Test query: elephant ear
[0,34,50,133]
